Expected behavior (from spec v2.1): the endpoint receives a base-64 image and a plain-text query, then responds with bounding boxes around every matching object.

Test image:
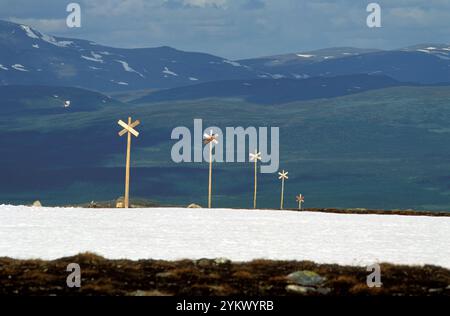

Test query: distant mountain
[0,85,120,115]
[133,74,403,105]
[239,45,450,84]
[0,20,259,92]
[239,47,381,76]
[1,19,450,95]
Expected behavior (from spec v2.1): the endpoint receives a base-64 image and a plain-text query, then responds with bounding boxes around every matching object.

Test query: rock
[196,258,213,268]
[285,285,316,294]
[428,288,443,293]
[214,257,231,265]
[116,197,124,208]
[187,203,202,208]
[32,200,42,207]
[156,271,175,278]
[286,270,326,286]
[286,284,332,295]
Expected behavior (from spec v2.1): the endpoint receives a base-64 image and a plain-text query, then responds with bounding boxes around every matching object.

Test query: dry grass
[0,253,449,296]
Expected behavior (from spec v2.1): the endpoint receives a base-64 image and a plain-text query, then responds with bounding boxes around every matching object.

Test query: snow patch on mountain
[40,33,73,48]
[11,64,28,72]
[223,60,242,67]
[162,66,178,77]
[0,64,8,71]
[20,25,39,39]
[32,44,39,48]
[189,77,199,81]
[115,60,145,78]
[81,52,104,63]
[296,54,314,58]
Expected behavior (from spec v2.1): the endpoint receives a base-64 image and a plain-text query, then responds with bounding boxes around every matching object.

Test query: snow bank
[0,205,449,268]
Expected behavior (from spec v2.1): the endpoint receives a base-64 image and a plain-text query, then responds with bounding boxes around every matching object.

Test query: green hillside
[1,85,450,211]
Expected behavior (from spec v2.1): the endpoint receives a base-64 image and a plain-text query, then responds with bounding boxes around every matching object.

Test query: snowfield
[0,205,449,268]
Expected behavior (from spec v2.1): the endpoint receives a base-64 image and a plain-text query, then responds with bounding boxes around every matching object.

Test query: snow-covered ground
[0,205,449,268]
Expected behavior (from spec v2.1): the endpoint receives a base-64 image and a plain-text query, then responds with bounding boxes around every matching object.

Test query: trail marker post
[249,150,262,209]
[118,117,140,208]
[278,170,289,210]
[296,194,305,211]
[203,130,219,208]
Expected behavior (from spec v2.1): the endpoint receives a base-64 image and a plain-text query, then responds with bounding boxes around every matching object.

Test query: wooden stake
[204,130,218,209]
[208,140,213,209]
[296,194,305,211]
[118,117,140,209]
[254,158,257,209]
[278,170,288,210]
[250,150,261,209]
[124,117,132,208]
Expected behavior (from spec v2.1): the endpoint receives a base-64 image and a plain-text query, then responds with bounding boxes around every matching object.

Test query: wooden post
[254,157,257,209]
[208,140,213,209]
[204,130,218,209]
[296,194,305,211]
[118,117,140,209]
[278,170,288,210]
[124,117,132,208]
[250,150,262,209]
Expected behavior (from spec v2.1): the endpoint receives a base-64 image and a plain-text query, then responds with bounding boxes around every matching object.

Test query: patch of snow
[223,60,242,67]
[91,52,103,60]
[98,51,112,56]
[162,66,178,77]
[32,44,39,49]
[117,81,129,85]
[0,64,8,71]
[20,25,39,39]
[0,206,449,268]
[292,74,310,79]
[81,52,104,63]
[189,77,199,81]
[323,56,333,59]
[426,47,437,50]
[41,33,73,47]
[296,54,314,58]
[271,74,285,79]
[11,64,28,72]
[64,100,71,108]
[89,66,101,70]
[417,49,430,53]
[115,60,144,78]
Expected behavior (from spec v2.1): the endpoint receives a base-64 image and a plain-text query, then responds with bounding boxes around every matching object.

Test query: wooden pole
[280,178,285,210]
[253,158,257,209]
[208,141,213,208]
[124,117,132,208]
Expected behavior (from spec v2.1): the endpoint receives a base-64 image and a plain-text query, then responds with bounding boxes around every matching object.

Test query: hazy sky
[1,0,449,59]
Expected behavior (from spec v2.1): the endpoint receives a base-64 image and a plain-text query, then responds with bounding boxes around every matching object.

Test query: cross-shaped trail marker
[250,150,262,209]
[118,117,140,208]
[278,170,289,210]
[296,194,305,211]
